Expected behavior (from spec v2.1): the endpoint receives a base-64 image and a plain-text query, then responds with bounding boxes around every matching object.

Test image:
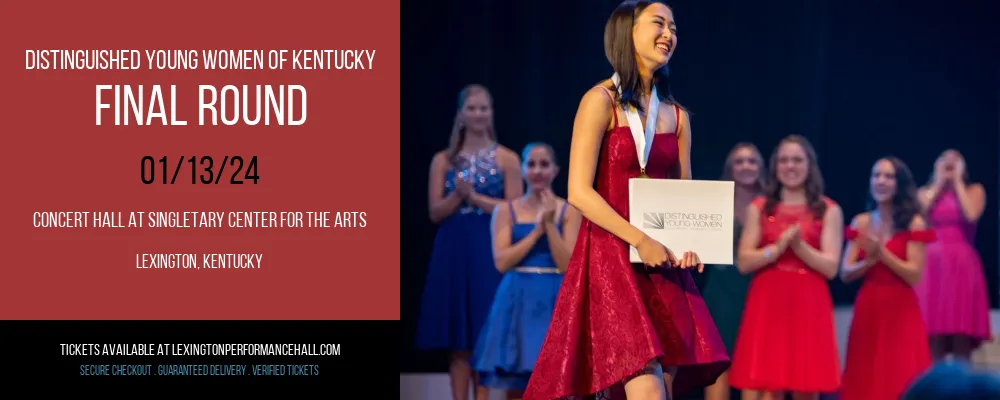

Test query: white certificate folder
[628,178,735,265]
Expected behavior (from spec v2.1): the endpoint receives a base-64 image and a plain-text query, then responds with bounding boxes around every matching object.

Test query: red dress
[840,227,935,400]
[729,197,841,393]
[523,91,729,400]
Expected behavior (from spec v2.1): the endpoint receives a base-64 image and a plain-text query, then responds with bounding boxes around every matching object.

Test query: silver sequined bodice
[444,144,506,215]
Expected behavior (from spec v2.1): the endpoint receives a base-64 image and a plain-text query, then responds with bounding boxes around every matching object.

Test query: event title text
[24,49,377,127]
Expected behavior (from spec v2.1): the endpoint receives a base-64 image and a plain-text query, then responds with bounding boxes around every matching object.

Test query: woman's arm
[917,184,944,212]
[566,87,649,248]
[737,203,787,274]
[790,204,844,280]
[677,109,692,180]
[491,203,543,273]
[952,181,986,222]
[428,152,465,223]
[469,148,524,213]
[879,216,929,285]
[840,213,876,283]
[544,203,582,272]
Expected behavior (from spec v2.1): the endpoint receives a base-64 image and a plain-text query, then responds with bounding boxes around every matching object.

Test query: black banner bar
[0,320,397,391]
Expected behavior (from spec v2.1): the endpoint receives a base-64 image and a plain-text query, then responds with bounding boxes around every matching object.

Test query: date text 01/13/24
[141,156,259,185]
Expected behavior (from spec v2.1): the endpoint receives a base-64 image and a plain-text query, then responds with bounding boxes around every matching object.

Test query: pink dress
[913,188,991,347]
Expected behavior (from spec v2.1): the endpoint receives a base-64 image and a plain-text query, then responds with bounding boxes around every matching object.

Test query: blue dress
[415,144,506,351]
[472,201,567,390]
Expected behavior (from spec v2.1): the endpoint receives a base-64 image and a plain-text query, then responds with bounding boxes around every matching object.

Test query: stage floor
[401,307,1000,400]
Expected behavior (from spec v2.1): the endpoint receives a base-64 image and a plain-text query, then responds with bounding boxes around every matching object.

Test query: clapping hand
[454,176,474,199]
[778,223,802,249]
[953,159,966,186]
[855,230,881,258]
[537,189,558,225]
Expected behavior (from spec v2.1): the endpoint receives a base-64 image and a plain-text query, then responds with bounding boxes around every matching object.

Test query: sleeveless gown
[416,144,506,351]
[701,220,751,355]
[840,226,935,400]
[913,188,991,347]
[523,90,729,400]
[729,196,841,393]
[473,202,569,390]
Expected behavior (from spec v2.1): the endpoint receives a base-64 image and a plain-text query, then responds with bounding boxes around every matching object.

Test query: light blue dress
[472,201,567,389]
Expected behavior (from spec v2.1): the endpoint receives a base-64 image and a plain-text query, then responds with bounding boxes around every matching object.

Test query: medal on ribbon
[612,73,659,179]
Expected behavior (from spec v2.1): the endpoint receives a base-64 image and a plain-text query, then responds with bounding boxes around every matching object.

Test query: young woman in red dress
[523,1,729,399]
[839,156,934,400]
[730,135,844,400]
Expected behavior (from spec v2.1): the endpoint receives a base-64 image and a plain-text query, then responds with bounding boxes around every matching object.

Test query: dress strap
[556,201,570,229]
[844,227,860,241]
[596,86,619,128]
[673,104,682,135]
[908,229,937,243]
[507,201,516,225]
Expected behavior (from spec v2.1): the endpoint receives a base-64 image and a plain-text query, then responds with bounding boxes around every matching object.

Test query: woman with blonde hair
[416,84,524,400]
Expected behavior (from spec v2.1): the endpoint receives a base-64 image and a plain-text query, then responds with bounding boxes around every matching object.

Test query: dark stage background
[401,0,1000,373]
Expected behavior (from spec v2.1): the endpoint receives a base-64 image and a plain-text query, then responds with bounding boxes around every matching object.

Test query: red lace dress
[523,90,729,400]
[840,227,935,400]
[728,197,841,393]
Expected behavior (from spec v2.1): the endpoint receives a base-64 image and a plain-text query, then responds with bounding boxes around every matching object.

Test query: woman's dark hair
[763,135,826,219]
[521,142,558,166]
[868,156,921,231]
[604,0,682,114]
[720,142,768,192]
[446,84,496,165]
